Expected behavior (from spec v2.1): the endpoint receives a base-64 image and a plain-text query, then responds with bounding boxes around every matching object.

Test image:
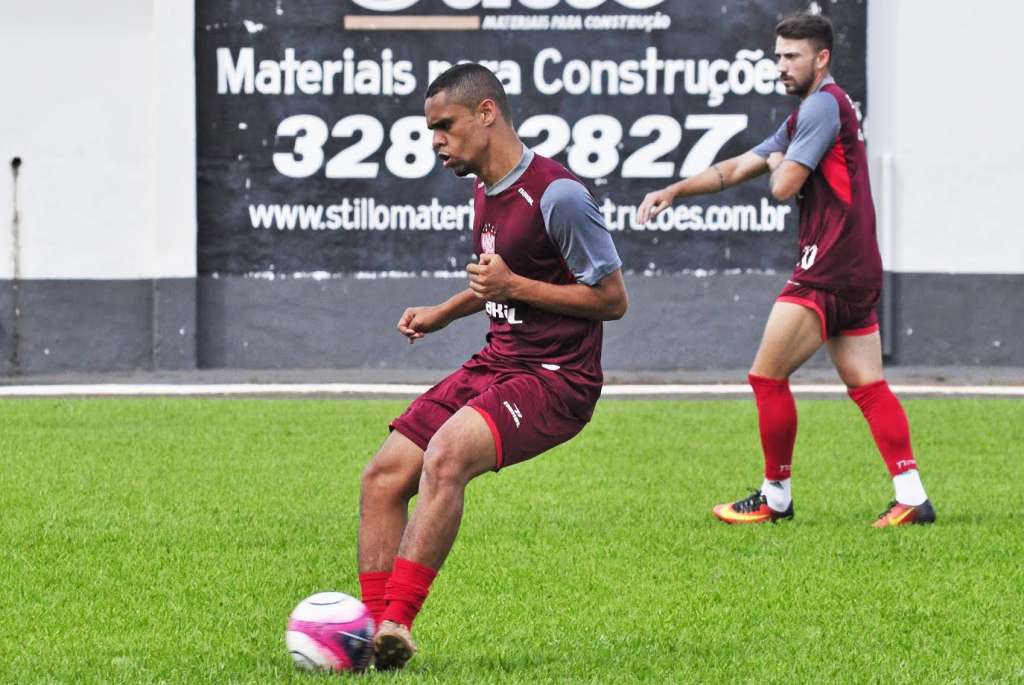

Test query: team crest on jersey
[481,222,497,254]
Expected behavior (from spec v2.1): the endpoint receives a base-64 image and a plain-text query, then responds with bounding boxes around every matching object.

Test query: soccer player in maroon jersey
[358,64,628,669]
[638,12,935,528]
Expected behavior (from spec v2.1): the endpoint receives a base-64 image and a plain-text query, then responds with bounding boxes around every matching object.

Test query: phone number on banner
[271,113,748,180]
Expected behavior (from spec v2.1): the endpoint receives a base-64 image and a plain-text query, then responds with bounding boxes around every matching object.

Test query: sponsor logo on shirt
[517,187,534,206]
[485,301,523,324]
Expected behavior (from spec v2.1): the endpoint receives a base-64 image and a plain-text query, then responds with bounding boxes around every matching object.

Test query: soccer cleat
[873,499,936,528]
[712,489,793,524]
[373,620,417,671]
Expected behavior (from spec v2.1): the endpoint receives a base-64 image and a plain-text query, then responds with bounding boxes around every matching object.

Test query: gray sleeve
[540,178,622,286]
[751,120,790,159]
[785,92,841,170]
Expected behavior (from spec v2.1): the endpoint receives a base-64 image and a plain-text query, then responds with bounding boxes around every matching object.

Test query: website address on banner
[247,197,791,233]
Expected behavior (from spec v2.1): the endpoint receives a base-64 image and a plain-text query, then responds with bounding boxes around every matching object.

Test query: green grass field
[1,397,1022,684]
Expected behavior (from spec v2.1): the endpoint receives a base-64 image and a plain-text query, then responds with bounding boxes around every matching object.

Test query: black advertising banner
[196,0,866,277]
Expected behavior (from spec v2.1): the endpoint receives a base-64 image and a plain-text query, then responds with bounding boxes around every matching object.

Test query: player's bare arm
[766,151,812,202]
[467,253,627,321]
[637,151,770,223]
[397,289,486,342]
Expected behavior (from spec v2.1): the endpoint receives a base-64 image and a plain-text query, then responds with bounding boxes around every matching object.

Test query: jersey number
[799,245,818,270]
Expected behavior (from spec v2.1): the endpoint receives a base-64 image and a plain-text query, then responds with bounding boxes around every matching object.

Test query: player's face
[775,37,824,97]
[425,92,486,178]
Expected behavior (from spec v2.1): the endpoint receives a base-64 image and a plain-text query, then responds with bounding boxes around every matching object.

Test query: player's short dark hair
[776,12,834,56]
[425,63,513,124]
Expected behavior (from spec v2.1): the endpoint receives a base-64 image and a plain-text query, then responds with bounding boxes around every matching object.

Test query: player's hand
[766,151,785,172]
[397,305,448,344]
[466,253,518,302]
[637,187,675,224]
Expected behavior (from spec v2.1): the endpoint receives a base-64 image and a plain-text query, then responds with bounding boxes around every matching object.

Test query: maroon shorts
[778,281,880,341]
[389,361,592,471]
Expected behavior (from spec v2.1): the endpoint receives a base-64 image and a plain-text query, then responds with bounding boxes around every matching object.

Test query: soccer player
[358,63,627,669]
[637,12,935,528]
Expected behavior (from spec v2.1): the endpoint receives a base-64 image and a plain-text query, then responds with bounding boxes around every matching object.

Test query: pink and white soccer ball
[285,592,375,672]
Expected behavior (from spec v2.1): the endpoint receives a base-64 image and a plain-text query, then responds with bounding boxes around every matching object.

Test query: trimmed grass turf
[0,397,1022,684]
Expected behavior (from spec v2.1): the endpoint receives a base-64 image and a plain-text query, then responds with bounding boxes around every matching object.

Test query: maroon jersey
[469,150,621,419]
[754,77,883,290]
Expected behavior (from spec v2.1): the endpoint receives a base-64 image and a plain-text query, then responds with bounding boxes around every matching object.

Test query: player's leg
[359,364,488,631]
[396,406,496,570]
[827,331,935,526]
[374,406,496,669]
[749,300,826,379]
[358,430,424,625]
[714,300,824,524]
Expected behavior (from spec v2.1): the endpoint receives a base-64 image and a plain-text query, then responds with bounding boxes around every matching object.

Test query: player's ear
[478,98,498,127]
[816,48,831,70]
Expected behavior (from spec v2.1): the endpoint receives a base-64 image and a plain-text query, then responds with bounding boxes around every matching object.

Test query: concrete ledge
[0,273,1020,374]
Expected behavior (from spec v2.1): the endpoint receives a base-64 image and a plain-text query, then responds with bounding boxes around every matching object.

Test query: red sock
[358,571,390,627]
[749,373,797,481]
[848,380,917,476]
[381,557,437,629]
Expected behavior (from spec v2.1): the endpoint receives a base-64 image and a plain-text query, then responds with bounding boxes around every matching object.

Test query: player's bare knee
[360,459,388,497]
[837,370,858,388]
[749,364,790,381]
[843,372,884,390]
[421,442,473,490]
[835,361,881,388]
[362,456,418,500]
[750,352,786,380]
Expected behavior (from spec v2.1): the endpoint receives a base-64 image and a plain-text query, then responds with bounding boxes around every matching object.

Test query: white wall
[868,0,1024,274]
[0,0,195,280]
